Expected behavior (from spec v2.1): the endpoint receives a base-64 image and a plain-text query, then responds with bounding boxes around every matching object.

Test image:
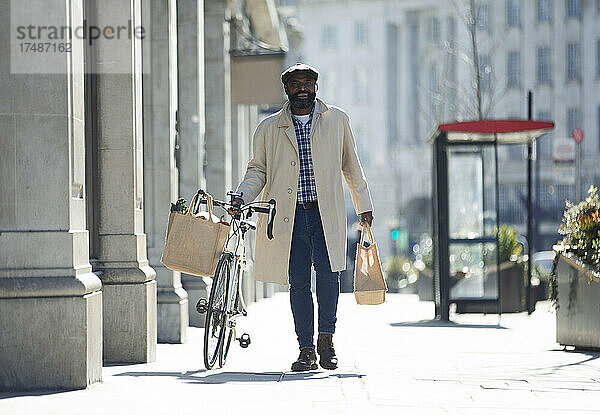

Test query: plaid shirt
[291,106,318,204]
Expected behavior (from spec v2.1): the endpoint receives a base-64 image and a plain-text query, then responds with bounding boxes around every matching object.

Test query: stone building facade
[0,0,288,390]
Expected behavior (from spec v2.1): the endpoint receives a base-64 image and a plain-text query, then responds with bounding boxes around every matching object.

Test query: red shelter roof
[434,120,555,144]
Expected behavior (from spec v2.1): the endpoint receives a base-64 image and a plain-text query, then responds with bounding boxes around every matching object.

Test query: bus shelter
[431,120,554,321]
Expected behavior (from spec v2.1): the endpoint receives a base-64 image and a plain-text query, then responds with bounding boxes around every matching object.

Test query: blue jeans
[288,205,340,350]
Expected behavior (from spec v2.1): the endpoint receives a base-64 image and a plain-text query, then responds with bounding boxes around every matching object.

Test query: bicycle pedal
[237,333,251,348]
[196,298,208,314]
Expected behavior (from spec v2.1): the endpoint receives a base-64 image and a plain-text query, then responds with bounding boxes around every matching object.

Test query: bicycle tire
[219,266,241,367]
[220,326,235,367]
[203,254,231,370]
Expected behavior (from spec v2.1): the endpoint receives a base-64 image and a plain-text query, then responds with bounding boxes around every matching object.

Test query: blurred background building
[282,0,600,261]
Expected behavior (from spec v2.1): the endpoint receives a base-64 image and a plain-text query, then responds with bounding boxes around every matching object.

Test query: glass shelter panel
[447,145,498,300]
[448,148,483,239]
[482,147,498,237]
[449,242,498,299]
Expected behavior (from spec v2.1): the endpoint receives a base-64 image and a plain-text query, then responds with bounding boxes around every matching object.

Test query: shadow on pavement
[533,349,600,374]
[103,362,141,367]
[0,389,76,399]
[115,369,206,378]
[280,372,364,382]
[0,370,209,399]
[116,370,365,384]
[389,319,508,329]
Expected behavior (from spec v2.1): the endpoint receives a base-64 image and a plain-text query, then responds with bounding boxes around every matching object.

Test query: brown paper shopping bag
[161,192,230,277]
[354,223,387,305]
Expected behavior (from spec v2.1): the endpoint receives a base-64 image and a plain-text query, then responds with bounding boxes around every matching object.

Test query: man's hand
[359,211,373,227]
[228,197,244,216]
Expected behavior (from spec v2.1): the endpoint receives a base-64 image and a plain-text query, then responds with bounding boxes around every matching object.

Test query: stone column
[177,0,211,328]
[204,0,232,200]
[0,0,101,390]
[92,0,157,363]
[232,104,260,305]
[143,0,188,343]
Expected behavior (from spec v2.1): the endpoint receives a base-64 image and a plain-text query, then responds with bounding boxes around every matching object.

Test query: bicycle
[193,189,276,370]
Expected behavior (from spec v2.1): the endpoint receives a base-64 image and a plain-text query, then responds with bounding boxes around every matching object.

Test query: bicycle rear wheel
[204,254,231,370]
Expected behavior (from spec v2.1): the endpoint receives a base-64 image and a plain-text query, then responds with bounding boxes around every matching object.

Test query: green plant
[412,233,433,271]
[549,254,559,309]
[549,186,600,307]
[385,255,407,279]
[422,249,433,269]
[384,255,417,289]
[557,185,600,271]
[532,262,551,281]
[498,224,523,263]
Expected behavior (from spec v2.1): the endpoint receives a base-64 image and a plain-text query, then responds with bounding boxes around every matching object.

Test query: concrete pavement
[2,293,600,414]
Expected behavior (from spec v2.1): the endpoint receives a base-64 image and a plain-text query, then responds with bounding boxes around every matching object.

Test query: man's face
[284,73,317,109]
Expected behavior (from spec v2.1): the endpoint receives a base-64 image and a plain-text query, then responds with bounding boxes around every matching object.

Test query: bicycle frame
[223,224,247,324]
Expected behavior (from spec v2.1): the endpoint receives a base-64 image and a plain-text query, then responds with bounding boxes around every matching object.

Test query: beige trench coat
[236,98,373,285]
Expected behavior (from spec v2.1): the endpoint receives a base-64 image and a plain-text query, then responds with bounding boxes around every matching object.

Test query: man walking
[233,63,373,371]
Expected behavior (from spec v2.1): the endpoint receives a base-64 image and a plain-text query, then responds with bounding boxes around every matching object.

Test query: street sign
[553,164,575,184]
[572,128,584,143]
[397,230,409,253]
[553,138,575,162]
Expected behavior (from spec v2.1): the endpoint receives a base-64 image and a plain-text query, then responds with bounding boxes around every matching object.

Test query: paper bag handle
[359,223,375,246]
[188,192,216,221]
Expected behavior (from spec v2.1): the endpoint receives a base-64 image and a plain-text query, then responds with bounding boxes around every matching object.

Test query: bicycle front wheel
[219,266,241,367]
[204,254,231,370]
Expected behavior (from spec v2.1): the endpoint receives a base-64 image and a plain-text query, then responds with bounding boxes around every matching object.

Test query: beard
[288,91,316,109]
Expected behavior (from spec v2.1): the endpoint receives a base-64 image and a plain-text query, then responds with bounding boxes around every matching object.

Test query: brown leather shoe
[291,347,318,372]
[317,334,338,370]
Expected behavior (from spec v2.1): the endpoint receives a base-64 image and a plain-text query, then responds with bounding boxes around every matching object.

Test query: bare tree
[468,0,483,120]
[416,0,508,133]
[450,0,510,121]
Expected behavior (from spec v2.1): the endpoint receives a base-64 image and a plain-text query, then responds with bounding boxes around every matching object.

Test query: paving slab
[1,293,600,414]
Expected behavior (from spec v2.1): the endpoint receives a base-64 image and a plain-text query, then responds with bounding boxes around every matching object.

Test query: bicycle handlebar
[252,199,277,240]
[194,191,276,240]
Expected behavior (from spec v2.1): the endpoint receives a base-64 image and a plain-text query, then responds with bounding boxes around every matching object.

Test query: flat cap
[281,63,319,84]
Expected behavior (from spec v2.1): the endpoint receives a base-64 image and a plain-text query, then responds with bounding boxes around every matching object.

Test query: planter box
[417,268,434,301]
[454,261,527,313]
[555,253,600,350]
[386,278,417,294]
[417,262,529,312]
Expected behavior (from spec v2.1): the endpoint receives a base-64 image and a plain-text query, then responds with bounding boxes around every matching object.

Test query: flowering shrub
[557,185,600,271]
[550,186,600,307]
